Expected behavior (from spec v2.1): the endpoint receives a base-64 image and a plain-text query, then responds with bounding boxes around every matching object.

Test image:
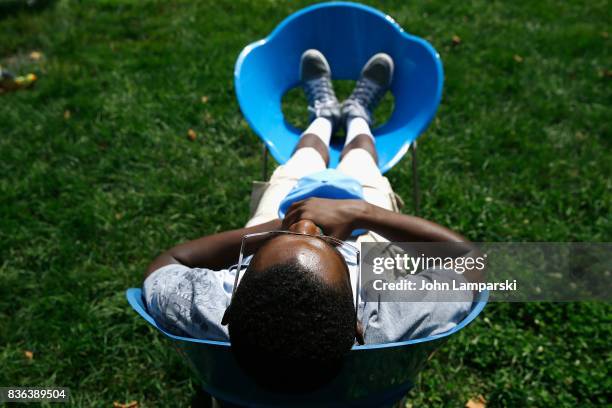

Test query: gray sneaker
[300,49,341,129]
[341,53,394,125]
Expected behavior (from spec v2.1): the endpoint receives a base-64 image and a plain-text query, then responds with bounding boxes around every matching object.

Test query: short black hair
[227,260,356,392]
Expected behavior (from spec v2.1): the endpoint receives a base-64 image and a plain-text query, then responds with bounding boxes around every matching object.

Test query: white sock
[345,117,373,145]
[302,117,332,145]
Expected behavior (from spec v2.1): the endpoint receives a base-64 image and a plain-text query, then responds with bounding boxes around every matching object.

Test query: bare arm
[357,202,466,243]
[283,198,466,243]
[282,198,483,283]
[144,219,282,280]
[358,203,484,284]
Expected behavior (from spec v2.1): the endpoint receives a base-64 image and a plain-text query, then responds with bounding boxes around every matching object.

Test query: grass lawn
[1,0,610,406]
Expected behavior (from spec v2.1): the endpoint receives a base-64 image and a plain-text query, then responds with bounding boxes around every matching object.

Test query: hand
[282,198,370,240]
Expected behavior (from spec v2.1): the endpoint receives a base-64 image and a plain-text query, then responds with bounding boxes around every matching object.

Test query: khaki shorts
[246,147,403,244]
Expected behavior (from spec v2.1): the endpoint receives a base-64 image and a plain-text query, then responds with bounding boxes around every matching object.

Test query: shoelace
[304,77,337,105]
[347,78,384,111]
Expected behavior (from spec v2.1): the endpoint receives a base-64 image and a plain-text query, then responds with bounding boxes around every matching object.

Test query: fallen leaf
[575,131,587,141]
[513,54,523,63]
[64,110,71,120]
[11,73,37,89]
[201,95,209,104]
[451,35,461,45]
[115,213,123,220]
[29,51,43,61]
[113,401,138,408]
[601,31,609,38]
[466,394,487,408]
[24,350,34,360]
[187,128,197,141]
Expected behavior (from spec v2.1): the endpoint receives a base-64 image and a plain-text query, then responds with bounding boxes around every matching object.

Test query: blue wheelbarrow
[127,2,487,406]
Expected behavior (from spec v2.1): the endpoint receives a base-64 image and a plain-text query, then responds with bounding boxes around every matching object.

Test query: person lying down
[143,50,481,391]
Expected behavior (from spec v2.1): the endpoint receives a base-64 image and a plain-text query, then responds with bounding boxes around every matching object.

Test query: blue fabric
[278,169,362,217]
[278,169,367,236]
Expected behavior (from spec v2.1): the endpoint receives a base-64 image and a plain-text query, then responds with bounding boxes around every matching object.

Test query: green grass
[0,0,610,406]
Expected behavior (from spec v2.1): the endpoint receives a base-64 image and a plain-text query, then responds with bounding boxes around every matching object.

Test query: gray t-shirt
[143,252,473,344]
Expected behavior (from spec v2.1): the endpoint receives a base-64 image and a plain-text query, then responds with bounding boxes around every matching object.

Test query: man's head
[222,219,363,391]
